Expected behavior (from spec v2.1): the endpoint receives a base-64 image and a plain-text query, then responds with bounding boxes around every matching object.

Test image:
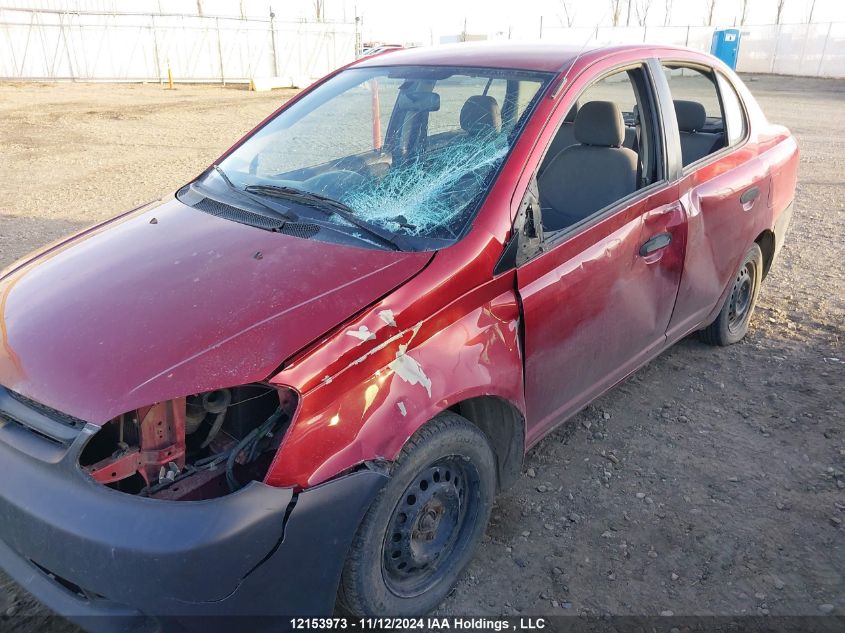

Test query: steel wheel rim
[381,456,480,598]
[728,262,755,333]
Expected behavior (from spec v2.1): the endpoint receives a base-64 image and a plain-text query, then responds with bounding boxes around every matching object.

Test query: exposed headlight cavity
[79,384,297,500]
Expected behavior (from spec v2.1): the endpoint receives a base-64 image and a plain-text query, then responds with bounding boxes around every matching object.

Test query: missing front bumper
[0,421,387,632]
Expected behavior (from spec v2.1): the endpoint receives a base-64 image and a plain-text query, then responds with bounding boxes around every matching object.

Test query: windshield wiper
[210,165,297,223]
[244,184,402,251]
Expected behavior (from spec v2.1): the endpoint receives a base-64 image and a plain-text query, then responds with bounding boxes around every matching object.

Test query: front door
[515,62,687,445]
[518,186,685,444]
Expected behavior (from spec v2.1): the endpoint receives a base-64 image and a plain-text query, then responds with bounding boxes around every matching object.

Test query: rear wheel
[700,243,763,346]
[337,412,496,616]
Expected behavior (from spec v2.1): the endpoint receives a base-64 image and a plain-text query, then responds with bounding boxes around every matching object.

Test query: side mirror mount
[493,177,544,274]
[523,200,539,240]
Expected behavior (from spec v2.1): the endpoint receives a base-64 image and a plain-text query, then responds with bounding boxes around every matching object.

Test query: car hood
[0,197,431,424]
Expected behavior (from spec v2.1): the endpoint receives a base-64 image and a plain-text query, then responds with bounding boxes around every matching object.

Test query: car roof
[351,41,703,74]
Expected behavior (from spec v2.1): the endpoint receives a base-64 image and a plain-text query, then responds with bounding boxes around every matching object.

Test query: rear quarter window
[716,72,748,146]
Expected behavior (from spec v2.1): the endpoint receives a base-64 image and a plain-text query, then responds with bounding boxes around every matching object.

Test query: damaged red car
[0,42,797,630]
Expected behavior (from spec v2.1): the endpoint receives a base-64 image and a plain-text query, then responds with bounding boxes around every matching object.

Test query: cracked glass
[218,65,553,246]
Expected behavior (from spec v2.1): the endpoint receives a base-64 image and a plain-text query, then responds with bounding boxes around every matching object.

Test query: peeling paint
[396,401,407,417]
[320,321,423,387]
[346,325,376,343]
[378,309,397,327]
[389,344,432,397]
[348,321,422,369]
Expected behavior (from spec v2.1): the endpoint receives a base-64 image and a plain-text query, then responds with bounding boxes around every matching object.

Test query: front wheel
[337,412,496,616]
[700,243,763,346]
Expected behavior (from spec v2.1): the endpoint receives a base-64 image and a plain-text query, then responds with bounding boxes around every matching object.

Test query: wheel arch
[450,396,525,491]
[755,229,776,280]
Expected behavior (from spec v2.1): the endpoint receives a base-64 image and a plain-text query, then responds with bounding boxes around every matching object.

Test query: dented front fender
[265,274,525,490]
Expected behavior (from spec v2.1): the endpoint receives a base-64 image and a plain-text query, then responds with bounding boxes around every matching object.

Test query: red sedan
[0,42,797,628]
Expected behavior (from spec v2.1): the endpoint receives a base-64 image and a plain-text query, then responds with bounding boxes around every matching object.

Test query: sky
[315,0,845,44]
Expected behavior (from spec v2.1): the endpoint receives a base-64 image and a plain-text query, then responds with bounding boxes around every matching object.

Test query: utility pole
[354,13,361,57]
[269,7,279,77]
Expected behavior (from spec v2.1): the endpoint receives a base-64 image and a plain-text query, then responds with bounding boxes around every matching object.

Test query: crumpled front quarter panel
[265,270,524,490]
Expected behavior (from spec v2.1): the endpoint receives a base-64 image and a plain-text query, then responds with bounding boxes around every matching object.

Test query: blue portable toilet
[710,28,741,70]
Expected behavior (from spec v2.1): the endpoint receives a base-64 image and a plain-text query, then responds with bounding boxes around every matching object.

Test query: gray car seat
[539,102,579,173]
[427,94,502,152]
[538,101,639,231]
[541,102,637,176]
[674,100,723,166]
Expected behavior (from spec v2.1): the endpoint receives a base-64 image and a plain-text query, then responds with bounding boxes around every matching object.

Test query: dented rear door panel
[665,146,772,338]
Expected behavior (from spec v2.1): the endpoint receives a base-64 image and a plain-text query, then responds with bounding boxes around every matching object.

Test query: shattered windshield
[214,64,552,247]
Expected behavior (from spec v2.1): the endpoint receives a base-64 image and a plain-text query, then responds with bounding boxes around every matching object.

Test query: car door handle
[740,186,760,211]
[639,232,672,257]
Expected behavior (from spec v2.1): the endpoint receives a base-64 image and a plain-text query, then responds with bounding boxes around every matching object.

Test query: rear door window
[661,64,726,166]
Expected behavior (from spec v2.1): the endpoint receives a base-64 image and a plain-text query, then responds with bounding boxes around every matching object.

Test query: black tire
[700,243,763,346]
[337,412,496,616]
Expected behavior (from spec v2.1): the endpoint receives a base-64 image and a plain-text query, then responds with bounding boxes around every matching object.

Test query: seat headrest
[574,101,625,147]
[674,100,707,132]
[460,95,502,136]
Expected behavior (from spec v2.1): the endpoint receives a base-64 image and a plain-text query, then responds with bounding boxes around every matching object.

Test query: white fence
[738,22,845,77]
[1,6,843,82]
[0,6,358,84]
[537,22,845,79]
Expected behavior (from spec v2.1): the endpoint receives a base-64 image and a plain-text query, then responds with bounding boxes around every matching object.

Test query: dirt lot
[0,75,842,630]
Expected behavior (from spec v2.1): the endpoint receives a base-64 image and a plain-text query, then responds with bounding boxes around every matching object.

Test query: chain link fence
[537,22,845,79]
[0,6,358,84]
[1,6,843,83]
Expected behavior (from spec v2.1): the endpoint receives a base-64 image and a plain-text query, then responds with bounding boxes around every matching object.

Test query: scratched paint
[333,321,423,377]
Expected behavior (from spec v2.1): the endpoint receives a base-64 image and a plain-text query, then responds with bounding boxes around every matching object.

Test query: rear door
[653,60,771,338]
[515,62,687,445]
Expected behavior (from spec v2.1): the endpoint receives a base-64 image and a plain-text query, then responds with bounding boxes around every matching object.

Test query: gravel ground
[0,75,843,630]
